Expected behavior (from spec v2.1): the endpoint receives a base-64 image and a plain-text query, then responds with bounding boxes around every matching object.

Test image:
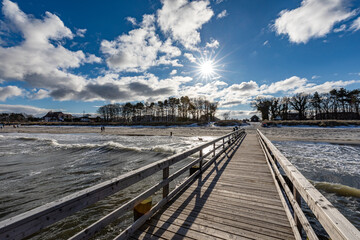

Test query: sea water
[273,141,360,233]
[0,132,215,239]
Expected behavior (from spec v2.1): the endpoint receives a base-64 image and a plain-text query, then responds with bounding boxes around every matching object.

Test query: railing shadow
[133,133,246,239]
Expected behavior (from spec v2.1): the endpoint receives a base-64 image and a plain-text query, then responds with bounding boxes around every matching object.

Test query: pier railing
[0,129,245,240]
[257,129,360,240]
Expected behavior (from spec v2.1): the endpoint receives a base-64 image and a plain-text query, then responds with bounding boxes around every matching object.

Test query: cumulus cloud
[0,0,100,96]
[76,28,87,37]
[101,15,181,72]
[52,73,194,102]
[217,10,228,19]
[157,0,213,50]
[184,53,197,63]
[217,76,359,107]
[205,39,219,48]
[261,76,307,94]
[30,89,50,100]
[0,85,23,101]
[126,16,137,25]
[0,104,51,116]
[294,80,360,94]
[170,69,177,75]
[274,0,355,43]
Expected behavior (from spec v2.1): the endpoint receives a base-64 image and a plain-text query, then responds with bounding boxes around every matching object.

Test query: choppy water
[0,133,215,239]
[273,141,360,233]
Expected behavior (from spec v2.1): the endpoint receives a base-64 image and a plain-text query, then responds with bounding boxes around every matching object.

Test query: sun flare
[192,54,223,81]
[200,60,215,76]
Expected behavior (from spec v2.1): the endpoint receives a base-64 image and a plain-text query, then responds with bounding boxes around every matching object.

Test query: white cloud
[312,75,320,79]
[170,69,177,75]
[101,15,181,72]
[0,85,23,101]
[76,28,87,37]
[205,39,219,48]
[30,89,50,100]
[215,76,359,108]
[126,16,137,25]
[0,104,51,116]
[261,76,307,94]
[274,0,355,43]
[157,0,214,50]
[215,0,224,4]
[0,0,100,97]
[263,40,269,46]
[184,53,197,63]
[217,10,228,19]
[294,80,360,94]
[333,24,346,32]
[350,16,360,31]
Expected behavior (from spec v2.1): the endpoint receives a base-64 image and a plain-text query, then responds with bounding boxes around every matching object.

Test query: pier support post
[293,188,302,236]
[199,149,203,172]
[133,197,152,221]
[163,167,169,198]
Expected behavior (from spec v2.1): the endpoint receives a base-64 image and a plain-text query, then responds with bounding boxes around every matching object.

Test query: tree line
[252,88,360,120]
[97,96,218,123]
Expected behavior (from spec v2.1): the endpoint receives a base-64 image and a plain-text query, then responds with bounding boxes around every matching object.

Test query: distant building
[250,115,259,122]
[43,111,73,122]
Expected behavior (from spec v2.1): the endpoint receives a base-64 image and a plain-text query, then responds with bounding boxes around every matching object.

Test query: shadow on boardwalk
[132,135,245,239]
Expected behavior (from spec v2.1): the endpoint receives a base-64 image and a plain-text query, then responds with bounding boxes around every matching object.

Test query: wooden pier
[1,129,359,240]
[131,133,295,239]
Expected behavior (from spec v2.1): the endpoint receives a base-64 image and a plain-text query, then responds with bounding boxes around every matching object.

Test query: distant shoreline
[263,120,360,127]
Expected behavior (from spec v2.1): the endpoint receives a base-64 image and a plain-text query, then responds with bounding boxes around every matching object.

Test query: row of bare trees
[97,96,218,123]
[252,88,360,120]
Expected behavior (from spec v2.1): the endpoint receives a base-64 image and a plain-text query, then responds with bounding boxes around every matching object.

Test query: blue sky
[0,0,360,119]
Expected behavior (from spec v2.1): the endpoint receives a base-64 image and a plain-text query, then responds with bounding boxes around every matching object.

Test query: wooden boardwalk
[131,134,295,240]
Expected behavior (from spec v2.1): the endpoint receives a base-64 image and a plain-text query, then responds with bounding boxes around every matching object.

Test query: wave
[13,135,186,155]
[313,181,360,198]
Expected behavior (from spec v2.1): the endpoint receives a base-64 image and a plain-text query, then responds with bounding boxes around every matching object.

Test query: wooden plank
[258,130,360,240]
[159,206,296,239]
[133,133,295,239]
[115,132,246,240]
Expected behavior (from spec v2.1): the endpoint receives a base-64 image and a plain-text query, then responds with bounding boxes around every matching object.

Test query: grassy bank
[263,120,360,127]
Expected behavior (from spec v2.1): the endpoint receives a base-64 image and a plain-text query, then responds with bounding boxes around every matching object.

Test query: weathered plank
[133,134,295,239]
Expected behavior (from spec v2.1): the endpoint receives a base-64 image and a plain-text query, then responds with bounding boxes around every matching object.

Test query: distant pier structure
[0,129,359,240]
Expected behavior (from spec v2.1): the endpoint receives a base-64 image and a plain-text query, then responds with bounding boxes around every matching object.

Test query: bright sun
[192,54,223,81]
[200,60,215,76]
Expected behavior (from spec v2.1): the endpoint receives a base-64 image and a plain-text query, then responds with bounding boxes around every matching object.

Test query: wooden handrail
[257,129,360,240]
[0,129,245,240]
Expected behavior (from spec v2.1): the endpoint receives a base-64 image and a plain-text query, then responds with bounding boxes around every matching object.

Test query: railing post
[293,187,302,236]
[199,149,203,171]
[163,167,169,198]
[213,143,215,157]
[223,138,225,149]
